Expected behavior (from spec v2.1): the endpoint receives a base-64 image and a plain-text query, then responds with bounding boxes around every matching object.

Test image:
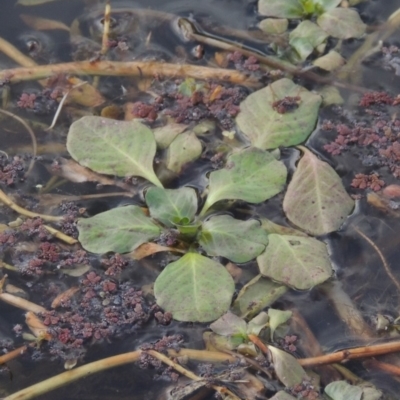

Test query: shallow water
[2,0,400,399]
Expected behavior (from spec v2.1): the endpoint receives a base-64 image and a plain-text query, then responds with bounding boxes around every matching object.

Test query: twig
[146,350,241,400]
[298,340,400,367]
[364,359,400,377]
[248,334,268,354]
[0,345,28,366]
[0,109,37,176]
[167,348,236,363]
[42,225,78,245]
[0,292,46,314]
[0,261,18,271]
[354,225,400,292]
[0,188,63,222]
[0,60,259,87]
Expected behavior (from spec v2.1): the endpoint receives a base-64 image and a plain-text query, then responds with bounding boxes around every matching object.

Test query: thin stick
[42,225,78,245]
[0,60,259,87]
[167,348,236,364]
[146,350,241,400]
[298,340,400,367]
[248,334,269,354]
[100,1,111,56]
[0,37,36,68]
[0,292,46,314]
[0,261,18,271]
[0,189,63,222]
[354,225,400,292]
[2,350,142,400]
[0,345,28,366]
[0,109,37,176]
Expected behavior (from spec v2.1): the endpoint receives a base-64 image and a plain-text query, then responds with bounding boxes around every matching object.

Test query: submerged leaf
[247,312,269,336]
[154,253,235,322]
[67,116,162,187]
[269,392,297,400]
[269,346,307,387]
[259,18,288,34]
[324,381,363,400]
[233,275,288,318]
[153,123,187,149]
[283,148,354,236]
[258,0,304,18]
[77,206,161,254]
[261,218,308,237]
[199,215,268,263]
[317,8,366,39]
[313,0,342,11]
[146,187,198,227]
[210,312,247,337]
[257,234,332,290]
[236,79,321,149]
[201,147,287,215]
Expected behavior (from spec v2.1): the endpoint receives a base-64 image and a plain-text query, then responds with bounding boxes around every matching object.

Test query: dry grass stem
[0,109,37,176]
[0,292,46,314]
[0,345,28,366]
[0,188,63,222]
[42,225,78,245]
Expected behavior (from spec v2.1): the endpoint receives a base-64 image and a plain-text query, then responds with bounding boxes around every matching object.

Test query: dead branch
[0,60,259,87]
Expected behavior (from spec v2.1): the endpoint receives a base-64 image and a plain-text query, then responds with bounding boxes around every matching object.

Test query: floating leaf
[289,21,328,61]
[261,218,308,237]
[77,206,161,254]
[146,187,198,227]
[67,116,162,187]
[233,275,288,318]
[319,86,344,106]
[313,50,345,71]
[166,132,202,173]
[258,0,304,19]
[283,148,354,236]
[210,312,247,337]
[20,14,70,31]
[259,18,288,34]
[269,346,307,387]
[201,147,287,215]
[199,215,268,263]
[317,8,366,39]
[324,381,363,400]
[154,253,235,322]
[153,123,187,150]
[257,234,332,290]
[130,243,182,260]
[236,79,321,149]
[268,309,292,339]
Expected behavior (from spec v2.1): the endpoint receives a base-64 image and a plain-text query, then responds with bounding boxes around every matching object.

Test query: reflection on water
[2,0,400,399]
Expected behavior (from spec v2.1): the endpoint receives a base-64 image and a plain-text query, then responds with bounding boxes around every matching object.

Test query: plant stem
[0,292,47,314]
[42,225,78,245]
[0,60,260,87]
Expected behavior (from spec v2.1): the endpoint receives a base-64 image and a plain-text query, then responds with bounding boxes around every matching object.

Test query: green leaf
[313,50,345,72]
[77,205,162,254]
[154,253,235,322]
[257,234,332,290]
[325,381,362,400]
[236,79,321,150]
[269,346,307,387]
[259,18,288,34]
[283,147,354,236]
[268,309,292,340]
[317,8,366,39]
[289,21,328,61]
[210,312,248,337]
[67,116,162,187]
[313,0,342,12]
[153,123,187,150]
[201,147,287,215]
[199,215,268,263]
[261,218,308,237]
[166,132,202,173]
[258,0,304,18]
[233,275,288,318]
[145,187,198,228]
[247,312,269,336]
